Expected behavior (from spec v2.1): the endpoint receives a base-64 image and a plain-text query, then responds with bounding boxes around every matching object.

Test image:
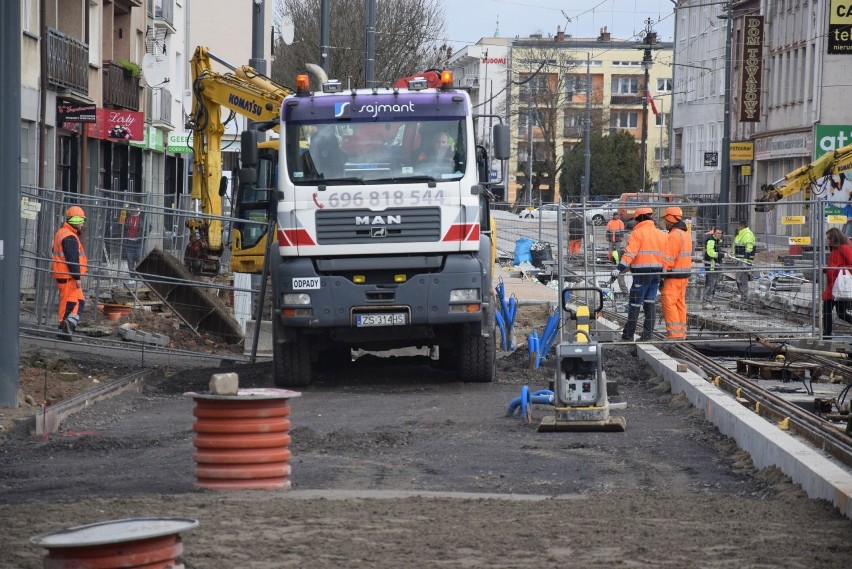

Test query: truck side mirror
[241,130,259,167]
[492,124,510,160]
[239,167,258,185]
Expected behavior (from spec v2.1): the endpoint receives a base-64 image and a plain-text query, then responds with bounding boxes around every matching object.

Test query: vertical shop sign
[740,16,763,122]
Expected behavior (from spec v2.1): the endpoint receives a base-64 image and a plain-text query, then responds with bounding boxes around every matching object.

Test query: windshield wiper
[371,175,438,186]
[292,177,366,186]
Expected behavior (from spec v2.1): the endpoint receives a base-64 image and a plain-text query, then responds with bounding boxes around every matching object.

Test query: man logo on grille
[371,227,387,238]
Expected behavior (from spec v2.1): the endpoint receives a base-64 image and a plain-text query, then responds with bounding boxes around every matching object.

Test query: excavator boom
[186,46,291,274]
[756,143,852,211]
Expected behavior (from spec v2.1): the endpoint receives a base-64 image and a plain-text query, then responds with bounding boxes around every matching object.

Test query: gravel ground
[1,339,851,568]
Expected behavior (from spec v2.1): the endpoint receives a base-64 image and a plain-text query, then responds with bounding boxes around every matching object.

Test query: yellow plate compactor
[538,287,626,433]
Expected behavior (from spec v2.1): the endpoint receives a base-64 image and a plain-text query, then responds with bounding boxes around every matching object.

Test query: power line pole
[0,0,21,407]
[719,2,733,230]
[582,53,591,202]
[638,18,657,192]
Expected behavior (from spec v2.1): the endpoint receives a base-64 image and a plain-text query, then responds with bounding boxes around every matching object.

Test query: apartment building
[448,37,511,198]
[20,0,186,207]
[503,27,673,203]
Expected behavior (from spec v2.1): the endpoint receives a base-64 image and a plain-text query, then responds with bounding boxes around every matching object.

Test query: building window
[519,74,551,98]
[655,112,669,127]
[611,76,639,95]
[611,111,638,129]
[656,78,673,92]
[566,74,589,96]
[57,135,78,193]
[563,110,583,136]
[654,146,670,161]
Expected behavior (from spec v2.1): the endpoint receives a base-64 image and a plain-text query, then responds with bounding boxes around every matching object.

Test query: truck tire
[273,341,312,387]
[459,326,496,383]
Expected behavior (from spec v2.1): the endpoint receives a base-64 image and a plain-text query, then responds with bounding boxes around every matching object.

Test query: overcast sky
[442,0,677,50]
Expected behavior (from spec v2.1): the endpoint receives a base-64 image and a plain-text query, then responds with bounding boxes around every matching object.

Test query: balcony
[151,87,173,128]
[46,28,89,95]
[610,94,642,106]
[149,0,175,32]
[103,61,141,111]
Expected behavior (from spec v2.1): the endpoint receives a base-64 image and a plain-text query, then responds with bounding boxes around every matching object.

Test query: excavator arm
[756,143,852,211]
[186,46,291,274]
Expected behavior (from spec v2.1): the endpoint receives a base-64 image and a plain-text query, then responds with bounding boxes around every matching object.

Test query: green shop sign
[167,131,193,154]
[814,124,852,159]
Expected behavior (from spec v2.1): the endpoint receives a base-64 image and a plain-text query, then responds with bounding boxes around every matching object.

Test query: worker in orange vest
[661,207,693,340]
[605,211,625,253]
[610,207,666,341]
[52,206,88,337]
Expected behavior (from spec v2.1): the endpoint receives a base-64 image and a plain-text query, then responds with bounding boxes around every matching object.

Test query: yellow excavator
[755,143,852,212]
[186,46,292,274]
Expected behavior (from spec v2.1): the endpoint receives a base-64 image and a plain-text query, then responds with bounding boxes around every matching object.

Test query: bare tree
[508,44,581,205]
[272,0,448,89]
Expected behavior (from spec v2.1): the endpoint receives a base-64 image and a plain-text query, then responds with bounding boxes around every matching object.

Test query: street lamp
[637,19,658,192]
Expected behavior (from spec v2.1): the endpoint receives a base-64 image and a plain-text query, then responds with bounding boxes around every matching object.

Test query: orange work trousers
[568,239,582,255]
[56,279,85,324]
[661,277,688,340]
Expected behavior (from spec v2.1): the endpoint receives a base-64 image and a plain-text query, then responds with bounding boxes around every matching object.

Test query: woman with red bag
[822,227,852,337]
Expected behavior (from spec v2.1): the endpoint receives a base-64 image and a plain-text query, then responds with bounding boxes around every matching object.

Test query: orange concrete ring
[192,432,291,449]
[188,388,300,491]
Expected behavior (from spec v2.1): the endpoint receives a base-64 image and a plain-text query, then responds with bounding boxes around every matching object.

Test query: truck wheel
[459,326,496,383]
[273,341,312,388]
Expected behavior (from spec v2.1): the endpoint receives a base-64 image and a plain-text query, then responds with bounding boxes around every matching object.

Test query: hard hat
[633,206,653,219]
[664,206,683,222]
[65,205,86,219]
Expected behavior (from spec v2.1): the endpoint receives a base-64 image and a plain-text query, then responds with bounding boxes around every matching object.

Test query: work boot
[622,305,641,341]
[641,303,656,341]
[58,319,75,340]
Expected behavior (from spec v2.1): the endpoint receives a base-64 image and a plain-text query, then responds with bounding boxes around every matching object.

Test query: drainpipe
[38,0,47,189]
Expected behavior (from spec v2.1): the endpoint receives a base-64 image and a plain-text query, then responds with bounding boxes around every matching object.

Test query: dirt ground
[2,305,852,567]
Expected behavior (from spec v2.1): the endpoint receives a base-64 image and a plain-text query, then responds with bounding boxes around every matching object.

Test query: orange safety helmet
[663,206,683,222]
[633,206,653,219]
[65,205,86,219]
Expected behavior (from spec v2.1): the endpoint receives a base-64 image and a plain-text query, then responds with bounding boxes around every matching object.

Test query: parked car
[583,199,621,226]
[517,203,570,220]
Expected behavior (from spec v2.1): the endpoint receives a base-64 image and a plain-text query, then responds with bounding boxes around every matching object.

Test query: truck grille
[315,208,441,244]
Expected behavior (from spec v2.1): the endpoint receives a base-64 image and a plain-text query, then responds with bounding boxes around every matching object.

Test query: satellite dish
[280,18,295,45]
[141,53,170,87]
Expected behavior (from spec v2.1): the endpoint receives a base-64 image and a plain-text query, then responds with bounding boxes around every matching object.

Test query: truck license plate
[355,313,407,327]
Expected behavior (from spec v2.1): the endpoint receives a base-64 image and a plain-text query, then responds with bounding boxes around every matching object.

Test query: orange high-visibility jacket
[605,218,624,243]
[52,223,88,281]
[663,226,693,278]
[621,219,665,273]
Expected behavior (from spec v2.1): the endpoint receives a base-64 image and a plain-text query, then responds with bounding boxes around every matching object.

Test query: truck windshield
[285,119,466,184]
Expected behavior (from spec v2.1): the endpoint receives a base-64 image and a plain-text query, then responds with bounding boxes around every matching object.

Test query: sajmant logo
[334,102,350,118]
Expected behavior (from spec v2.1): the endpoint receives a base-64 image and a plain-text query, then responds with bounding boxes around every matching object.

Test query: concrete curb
[636,343,852,520]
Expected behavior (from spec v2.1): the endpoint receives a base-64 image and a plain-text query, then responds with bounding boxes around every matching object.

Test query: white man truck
[239,71,509,387]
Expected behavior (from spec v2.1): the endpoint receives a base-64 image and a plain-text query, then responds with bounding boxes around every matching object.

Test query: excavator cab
[231,129,277,274]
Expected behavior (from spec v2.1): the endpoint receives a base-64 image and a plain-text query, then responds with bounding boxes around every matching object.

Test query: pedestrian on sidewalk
[610,207,666,341]
[703,227,724,306]
[822,227,852,338]
[733,219,756,298]
[661,207,693,340]
[52,206,88,337]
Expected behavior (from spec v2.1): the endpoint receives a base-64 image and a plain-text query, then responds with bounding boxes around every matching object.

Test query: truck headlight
[450,289,480,302]
[283,293,311,305]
